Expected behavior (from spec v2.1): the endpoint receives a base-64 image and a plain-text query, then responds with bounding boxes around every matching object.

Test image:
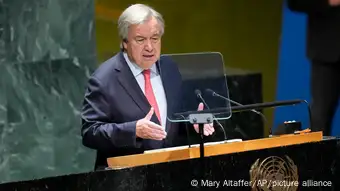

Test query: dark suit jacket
[287,0,340,62]
[81,51,187,169]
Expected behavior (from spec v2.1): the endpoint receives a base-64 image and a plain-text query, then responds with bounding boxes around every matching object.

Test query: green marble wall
[0,0,96,183]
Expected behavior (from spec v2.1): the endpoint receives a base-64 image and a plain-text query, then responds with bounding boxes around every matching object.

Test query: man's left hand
[329,0,340,6]
[193,102,215,136]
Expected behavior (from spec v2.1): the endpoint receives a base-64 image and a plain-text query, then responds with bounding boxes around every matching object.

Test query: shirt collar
[123,52,158,77]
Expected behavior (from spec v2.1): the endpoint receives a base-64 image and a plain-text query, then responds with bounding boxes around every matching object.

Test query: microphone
[205,89,262,114]
[194,89,227,140]
[195,89,209,109]
[205,89,267,120]
[205,88,268,137]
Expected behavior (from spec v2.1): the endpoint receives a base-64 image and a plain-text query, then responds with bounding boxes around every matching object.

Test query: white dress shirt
[123,53,167,129]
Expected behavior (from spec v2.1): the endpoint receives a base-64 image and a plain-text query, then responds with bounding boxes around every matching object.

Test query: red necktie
[143,69,161,124]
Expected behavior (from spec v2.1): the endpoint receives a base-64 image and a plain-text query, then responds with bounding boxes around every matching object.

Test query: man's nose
[144,40,153,51]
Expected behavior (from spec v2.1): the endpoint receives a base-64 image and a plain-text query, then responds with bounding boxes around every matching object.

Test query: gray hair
[118,4,165,41]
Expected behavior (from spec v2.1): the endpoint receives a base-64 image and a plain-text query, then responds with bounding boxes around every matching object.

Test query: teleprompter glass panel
[161,52,232,123]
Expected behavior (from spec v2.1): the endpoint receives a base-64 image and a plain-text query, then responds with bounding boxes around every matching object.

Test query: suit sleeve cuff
[111,121,139,148]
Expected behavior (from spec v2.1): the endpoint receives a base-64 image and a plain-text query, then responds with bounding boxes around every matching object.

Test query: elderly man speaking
[81,4,215,170]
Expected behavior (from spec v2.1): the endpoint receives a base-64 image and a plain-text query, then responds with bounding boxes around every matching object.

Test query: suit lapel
[115,52,150,116]
[157,60,175,131]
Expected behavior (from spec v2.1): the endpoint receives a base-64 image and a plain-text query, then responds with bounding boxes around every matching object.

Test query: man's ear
[120,40,127,51]
[122,39,128,50]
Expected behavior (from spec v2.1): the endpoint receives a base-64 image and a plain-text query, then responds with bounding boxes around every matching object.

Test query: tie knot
[143,69,151,77]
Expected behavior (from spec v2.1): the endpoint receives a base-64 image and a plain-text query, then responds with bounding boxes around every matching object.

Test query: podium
[1,131,339,191]
[0,132,340,191]
[107,132,322,169]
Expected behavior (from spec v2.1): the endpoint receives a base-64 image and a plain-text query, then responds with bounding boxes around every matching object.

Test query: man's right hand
[136,108,167,140]
[329,0,340,6]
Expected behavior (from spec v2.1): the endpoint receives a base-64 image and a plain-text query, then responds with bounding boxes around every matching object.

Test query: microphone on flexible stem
[195,89,227,140]
[205,88,268,137]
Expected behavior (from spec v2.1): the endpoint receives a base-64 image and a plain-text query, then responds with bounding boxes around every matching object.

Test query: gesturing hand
[193,102,215,136]
[329,0,340,6]
[136,108,167,140]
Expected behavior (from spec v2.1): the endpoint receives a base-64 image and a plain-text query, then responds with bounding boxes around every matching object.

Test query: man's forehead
[130,25,161,36]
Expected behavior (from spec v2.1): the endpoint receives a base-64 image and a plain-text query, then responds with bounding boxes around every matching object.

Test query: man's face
[123,17,162,69]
